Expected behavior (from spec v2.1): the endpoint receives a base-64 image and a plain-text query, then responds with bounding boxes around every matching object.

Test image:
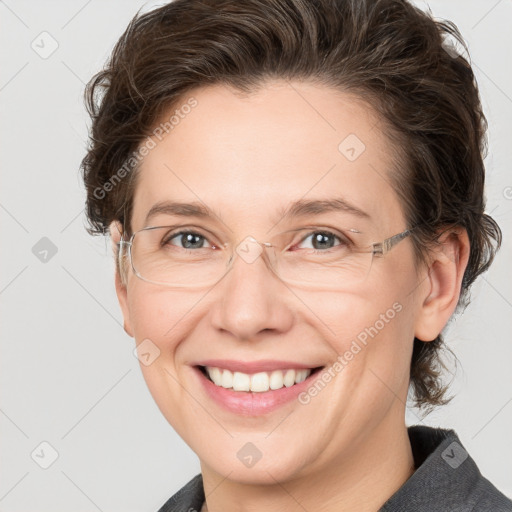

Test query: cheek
[127,285,197,348]
[125,286,204,434]
[126,287,196,394]
[313,267,417,394]
[308,276,412,348]
[318,296,414,436]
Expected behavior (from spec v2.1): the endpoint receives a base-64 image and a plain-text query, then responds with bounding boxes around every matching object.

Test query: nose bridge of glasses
[230,236,278,273]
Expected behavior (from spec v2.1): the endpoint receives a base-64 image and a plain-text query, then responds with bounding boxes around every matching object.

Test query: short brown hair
[81,0,501,411]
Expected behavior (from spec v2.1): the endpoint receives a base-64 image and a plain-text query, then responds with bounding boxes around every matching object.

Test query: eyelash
[162,229,350,252]
[293,231,348,251]
[163,230,212,250]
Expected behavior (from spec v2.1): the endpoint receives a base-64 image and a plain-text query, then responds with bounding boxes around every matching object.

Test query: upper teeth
[205,367,311,392]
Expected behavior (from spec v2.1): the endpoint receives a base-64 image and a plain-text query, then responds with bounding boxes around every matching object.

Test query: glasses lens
[130,226,376,289]
[131,227,229,287]
[268,245,373,290]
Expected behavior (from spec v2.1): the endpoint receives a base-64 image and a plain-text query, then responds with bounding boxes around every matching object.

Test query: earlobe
[414,229,470,342]
[109,221,134,338]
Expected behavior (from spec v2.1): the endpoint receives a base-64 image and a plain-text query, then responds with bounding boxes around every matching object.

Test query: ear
[109,221,134,338]
[414,228,470,342]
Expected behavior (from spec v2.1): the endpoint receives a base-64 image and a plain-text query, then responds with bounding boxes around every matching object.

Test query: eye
[295,231,347,251]
[164,230,210,250]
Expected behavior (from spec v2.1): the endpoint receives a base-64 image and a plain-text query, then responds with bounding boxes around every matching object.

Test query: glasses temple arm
[372,228,413,256]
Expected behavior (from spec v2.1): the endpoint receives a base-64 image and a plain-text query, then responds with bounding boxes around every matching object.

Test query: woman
[81,0,511,510]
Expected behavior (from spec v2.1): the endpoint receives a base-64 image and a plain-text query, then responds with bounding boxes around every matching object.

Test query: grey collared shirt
[157,426,512,511]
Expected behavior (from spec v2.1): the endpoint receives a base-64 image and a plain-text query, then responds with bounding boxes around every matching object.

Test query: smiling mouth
[198,365,323,393]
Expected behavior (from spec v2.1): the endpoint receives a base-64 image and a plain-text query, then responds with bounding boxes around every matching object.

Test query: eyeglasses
[118,224,413,290]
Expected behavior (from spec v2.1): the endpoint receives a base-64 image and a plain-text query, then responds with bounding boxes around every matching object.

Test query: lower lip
[193,366,322,416]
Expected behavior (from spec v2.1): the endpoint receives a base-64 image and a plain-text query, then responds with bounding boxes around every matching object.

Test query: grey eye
[297,232,343,251]
[166,231,208,249]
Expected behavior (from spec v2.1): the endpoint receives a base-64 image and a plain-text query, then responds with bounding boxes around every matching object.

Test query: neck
[200,411,415,512]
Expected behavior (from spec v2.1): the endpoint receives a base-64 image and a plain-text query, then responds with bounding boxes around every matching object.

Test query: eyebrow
[144,201,212,225]
[279,198,370,221]
[144,197,370,226]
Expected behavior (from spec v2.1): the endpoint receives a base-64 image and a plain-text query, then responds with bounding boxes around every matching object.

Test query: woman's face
[115,81,430,483]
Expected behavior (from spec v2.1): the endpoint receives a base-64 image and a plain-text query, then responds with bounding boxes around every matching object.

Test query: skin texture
[111,80,470,512]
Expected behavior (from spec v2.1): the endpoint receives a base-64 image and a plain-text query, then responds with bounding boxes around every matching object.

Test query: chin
[198,439,313,485]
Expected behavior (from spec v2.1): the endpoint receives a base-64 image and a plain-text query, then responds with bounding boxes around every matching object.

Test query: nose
[209,242,294,341]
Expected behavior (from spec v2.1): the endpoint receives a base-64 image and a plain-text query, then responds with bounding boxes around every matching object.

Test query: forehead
[131,80,406,233]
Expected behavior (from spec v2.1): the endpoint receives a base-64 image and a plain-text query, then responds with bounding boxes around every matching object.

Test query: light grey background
[1,1,511,510]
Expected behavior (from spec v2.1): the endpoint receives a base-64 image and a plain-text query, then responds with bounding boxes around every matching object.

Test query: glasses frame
[117,225,414,287]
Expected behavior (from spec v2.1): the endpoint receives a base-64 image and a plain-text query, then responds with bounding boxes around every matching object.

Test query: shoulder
[156,473,204,512]
[467,475,512,512]
[380,425,512,511]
